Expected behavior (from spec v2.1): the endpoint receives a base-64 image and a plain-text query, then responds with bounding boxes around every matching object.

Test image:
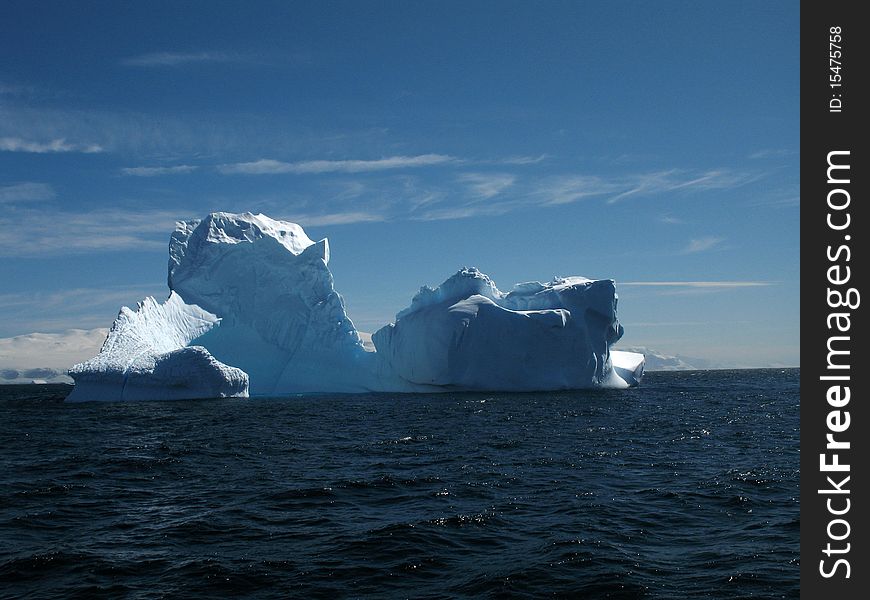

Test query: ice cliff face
[166,213,370,395]
[68,212,642,401]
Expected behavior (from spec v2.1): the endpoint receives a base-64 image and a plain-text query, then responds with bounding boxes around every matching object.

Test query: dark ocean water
[0,369,799,599]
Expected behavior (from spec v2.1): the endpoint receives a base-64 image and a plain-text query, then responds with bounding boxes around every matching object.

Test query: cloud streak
[0,283,166,338]
[121,51,245,67]
[0,203,377,255]
[537,175,624,205]
[618,280,773,298]
[279,211,385,226]
[274,163,763,224]
[219,154,456,175]
[0,207,188,257]
[533,169,760,206]
[0,137,103,154]
[458,173,516,199]
[0,105,394,160]
[749,148,795,160]
[0,182,55,204]
[620,281,772,288]
[682,236,725,254]
[121,165,199,176]
[607,169,761,203]
[498,154,549,165]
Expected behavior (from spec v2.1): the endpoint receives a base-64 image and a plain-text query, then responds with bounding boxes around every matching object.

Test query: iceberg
[373,268,640,390]
[66,292,248,402]
[68,212,642,400]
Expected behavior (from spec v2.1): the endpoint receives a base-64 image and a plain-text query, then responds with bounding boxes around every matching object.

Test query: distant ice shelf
[68,212,644,401]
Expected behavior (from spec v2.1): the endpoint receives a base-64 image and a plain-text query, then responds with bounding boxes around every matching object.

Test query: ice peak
[194,212,317,255]
[397,267,503,320]
[169,212,330,293]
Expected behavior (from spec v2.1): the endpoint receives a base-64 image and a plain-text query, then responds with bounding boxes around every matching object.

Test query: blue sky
[0,1,799,367]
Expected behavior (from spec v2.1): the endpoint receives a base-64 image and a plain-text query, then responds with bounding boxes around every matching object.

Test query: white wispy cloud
[606,169,681,203]
[749,148,795,160]
[0,204,378,255]
[0,182,55,204]
[681,236,726,254]
[277,164,761,223]
[219,154,456,175]
[748,185,800,208]
[537,175,623,205]
[0,207,188,256]
[659,215,685,225]
[412,202,521,221]
[280,211,385,226]
[121,165,199,176]
[620,281,771,288]
[606,169,760,203]
[670,169,759,191]
[217,159,295,175]
[323,180,369,201]
[0,286,165,313]
[619,321,711,327]
[0,282,168,337]
[499,154,549,165]
[121,51,244,67]
[385,175,446,209]
[618,280,773,298]
[533,169,759,206]
[0,105,394,159]
[458,173,516,199]
[0,137,104,153]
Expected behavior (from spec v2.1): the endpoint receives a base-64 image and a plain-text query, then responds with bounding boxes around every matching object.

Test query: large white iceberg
[68,212,642,401]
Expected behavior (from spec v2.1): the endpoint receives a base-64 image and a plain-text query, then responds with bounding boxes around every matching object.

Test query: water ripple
[0,370,799,598]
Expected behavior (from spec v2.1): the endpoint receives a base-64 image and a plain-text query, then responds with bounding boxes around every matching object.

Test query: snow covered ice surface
[68,212,643,401]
